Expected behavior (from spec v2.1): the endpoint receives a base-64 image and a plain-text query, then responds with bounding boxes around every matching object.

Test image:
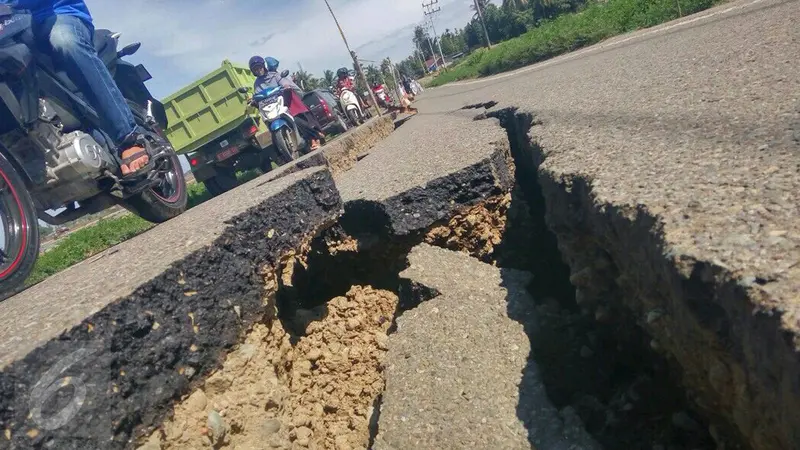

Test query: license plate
[219,139,229,148]
[216,146,239,161]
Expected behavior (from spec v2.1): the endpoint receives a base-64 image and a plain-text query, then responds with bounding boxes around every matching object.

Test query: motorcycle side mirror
[237,87,251,94]
[117,42,141,59]
[280,70,290,78]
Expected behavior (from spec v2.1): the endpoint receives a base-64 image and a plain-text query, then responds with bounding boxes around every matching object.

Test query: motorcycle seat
[37,29,118,93]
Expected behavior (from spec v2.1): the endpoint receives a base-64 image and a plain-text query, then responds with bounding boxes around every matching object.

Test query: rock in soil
[149,285,398,449]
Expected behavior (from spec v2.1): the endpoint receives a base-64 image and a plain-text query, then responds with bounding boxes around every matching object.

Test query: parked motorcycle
[240,71,309,163]
[0,6,187,296]
[339,87,367,126]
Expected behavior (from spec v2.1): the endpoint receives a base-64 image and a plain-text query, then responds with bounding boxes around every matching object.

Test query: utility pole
[473,0,492,49]
[323,0,381,117]
[422,0,447,71]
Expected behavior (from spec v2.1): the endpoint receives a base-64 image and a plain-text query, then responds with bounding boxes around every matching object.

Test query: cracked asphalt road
[417,0,798,316]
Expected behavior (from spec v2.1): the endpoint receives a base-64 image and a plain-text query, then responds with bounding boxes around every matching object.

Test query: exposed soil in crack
[137,104,751,450]
[144,286,397,450]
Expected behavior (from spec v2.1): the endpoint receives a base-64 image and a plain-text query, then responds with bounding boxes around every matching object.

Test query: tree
[323,70,335,88]
[470,0,491,19]
[413,25,434,60]
[292,69,320,91]
[502,0,529,10]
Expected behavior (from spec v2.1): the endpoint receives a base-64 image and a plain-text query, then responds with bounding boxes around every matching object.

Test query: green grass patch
[28,168,269,286]
[27,214,153,286]
[186,168,264,208]
[429,0,718,86]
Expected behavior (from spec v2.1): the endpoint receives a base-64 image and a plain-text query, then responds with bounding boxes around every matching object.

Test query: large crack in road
[1,92,792,450]
[132,109,748,450]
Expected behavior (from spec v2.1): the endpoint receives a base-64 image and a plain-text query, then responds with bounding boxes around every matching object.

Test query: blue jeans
[33,14,138,149]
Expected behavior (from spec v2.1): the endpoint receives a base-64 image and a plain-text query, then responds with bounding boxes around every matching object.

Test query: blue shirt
[2,0,92,24]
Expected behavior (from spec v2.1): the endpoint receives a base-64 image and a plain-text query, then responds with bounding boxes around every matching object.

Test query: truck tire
[0,151,40,299]
[203,167,239,197]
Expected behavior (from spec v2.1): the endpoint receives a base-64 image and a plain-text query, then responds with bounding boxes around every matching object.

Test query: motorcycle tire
[346,108,360,127]
[273,127,299,162]
[123,102,188,223]
[0,151,40,298]
[336,114,349,134]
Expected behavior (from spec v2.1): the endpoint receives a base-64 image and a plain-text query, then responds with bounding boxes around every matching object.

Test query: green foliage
[430,0,718,86]
[28,169,266,286]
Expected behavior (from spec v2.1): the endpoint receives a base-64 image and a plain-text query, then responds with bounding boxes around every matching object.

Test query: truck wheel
[203,167,239,197]
[0,151,40,299]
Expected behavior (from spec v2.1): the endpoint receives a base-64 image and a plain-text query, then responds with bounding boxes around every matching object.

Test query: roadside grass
[429,0,719,86]
[27,214,153,286]
[29,168,266,286]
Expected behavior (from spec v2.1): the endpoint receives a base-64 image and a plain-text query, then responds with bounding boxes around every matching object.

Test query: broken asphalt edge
[493,104,800,449]
[0,113,516,449]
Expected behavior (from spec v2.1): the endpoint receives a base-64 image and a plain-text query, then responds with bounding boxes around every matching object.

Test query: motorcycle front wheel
[273,127,299,162]
[0,151,40,298]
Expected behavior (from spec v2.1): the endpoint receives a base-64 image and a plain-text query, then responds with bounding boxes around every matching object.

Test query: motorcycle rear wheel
[0,151,40,298]
[122,103,188,223]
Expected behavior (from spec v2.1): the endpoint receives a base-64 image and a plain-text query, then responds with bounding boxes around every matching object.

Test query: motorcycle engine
[27,106,118,206]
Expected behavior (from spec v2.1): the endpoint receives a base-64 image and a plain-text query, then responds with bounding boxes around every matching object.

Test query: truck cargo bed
[162,60,256,155]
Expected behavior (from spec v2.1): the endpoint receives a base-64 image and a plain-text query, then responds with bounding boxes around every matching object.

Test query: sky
[86,0,497,100]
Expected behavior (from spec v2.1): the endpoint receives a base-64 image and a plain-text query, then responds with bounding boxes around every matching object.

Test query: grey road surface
[419,0,798,328]
[411,0,798,447]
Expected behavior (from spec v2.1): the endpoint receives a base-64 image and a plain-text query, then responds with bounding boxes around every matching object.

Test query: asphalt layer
[414,0,799,447]
[0,167,340,448]
[336,112,514,235]
[376,244,600,450]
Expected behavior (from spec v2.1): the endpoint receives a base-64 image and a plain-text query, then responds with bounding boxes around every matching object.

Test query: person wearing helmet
[250,56,302,95]
[334,67,354,95]
[248,56,325,150]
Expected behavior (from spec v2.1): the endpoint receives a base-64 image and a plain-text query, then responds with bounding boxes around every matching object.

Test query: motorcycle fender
[269,118,289,132]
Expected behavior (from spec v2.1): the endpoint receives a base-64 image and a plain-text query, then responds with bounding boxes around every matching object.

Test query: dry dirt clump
[424,193,510,261]
[146,285,398,450]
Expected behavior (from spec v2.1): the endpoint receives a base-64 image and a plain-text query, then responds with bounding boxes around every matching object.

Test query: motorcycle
[372,84,392,108]
[239,70,309,163]
[0,6,188,296]
[339,87,367,126]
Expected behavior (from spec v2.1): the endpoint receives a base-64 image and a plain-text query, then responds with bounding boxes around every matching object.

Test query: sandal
[118,140,158,181]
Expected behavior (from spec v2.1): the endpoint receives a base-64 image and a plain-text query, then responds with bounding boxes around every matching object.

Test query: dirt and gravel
[145,286,396,450]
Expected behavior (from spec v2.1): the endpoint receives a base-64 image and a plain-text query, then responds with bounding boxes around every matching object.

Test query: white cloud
[85,0,485,97]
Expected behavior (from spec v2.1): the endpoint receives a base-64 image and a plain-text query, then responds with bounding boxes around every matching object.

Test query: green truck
[161,60,277,196]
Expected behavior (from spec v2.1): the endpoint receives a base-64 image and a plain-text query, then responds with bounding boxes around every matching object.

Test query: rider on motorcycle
[248,56,325,151]
[334,67,367,111]
[334,67,354,95]
[3,0,151,177]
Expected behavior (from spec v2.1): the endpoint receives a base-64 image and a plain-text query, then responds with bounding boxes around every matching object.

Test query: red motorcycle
[372,83,393,108]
